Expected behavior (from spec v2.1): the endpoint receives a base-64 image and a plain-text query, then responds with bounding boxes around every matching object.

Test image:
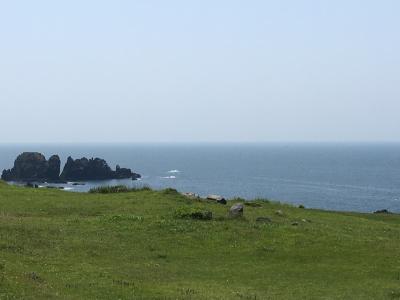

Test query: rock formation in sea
[47,155,61,180]
[1,152,61,182]
[115,165,137,179]
[1,152,141,182]
[59,157,141,181]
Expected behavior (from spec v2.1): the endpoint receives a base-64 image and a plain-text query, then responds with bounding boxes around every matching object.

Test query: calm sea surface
[1,143,400,213]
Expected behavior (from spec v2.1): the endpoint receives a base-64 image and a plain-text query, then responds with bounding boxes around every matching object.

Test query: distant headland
[1,152,141,182]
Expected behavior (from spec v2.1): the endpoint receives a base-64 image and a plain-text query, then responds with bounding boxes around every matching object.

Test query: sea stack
[59,156,141,181]
[1,153,141,182]
[1,152,61,182]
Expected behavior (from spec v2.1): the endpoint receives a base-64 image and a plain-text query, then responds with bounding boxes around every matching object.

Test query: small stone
[275,210,284,216]
[229,203,244,218]
[217,198,227,205]
[207,194,226,205]
[182,192,199,199]
[291,222,299,226]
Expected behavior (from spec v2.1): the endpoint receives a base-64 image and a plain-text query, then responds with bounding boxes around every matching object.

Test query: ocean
[1,143,400,213]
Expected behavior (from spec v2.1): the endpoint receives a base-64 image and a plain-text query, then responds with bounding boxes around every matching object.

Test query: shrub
[89,185,152,194]
[252,198,270,203]
[89,185,129,194]
[162,188,179,195]
[174,207,212,220]
[139,185,152,191]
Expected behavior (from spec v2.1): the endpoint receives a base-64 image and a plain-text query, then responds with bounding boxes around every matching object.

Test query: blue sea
[1,143,400,213]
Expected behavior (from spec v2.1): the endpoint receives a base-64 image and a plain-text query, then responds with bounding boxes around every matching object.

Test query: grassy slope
[0,181,400,299]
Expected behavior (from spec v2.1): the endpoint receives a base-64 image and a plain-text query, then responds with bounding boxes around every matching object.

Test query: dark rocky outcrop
[25,182,39,188]
[207,194,227,205]
[60,157,141,181]
[115,165,137,179]
[2,152,141,183]
[60,157,112,181]
[373,209,392,214]
[1,152,61,182]
[47,155,61,181]
[1,169,12,181]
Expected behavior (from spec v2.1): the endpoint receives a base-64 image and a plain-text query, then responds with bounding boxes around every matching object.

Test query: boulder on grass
[207,194,227,205]
[182,192,199,199]
[229,203,244,218]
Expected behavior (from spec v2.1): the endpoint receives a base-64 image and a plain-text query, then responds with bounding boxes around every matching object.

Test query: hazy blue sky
[1,0,399,143]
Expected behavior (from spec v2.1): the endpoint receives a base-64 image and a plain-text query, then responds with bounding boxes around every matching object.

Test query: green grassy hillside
[0,180,399,299]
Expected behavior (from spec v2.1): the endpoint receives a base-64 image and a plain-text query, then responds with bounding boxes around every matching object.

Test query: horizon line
[1,141,400,145]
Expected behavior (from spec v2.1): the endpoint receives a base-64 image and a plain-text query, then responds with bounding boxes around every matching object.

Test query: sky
[0,0,399,143]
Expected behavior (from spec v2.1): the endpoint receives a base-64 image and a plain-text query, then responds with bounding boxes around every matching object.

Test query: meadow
[0,180,399,299]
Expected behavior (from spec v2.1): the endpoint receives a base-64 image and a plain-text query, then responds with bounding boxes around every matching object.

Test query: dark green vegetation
[0,181,400,299]
[174,206,213,220]
[89,185,151,194]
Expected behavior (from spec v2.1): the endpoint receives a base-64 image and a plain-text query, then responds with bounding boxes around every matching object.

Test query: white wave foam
[167,170,180,173]
[161,176,176,179]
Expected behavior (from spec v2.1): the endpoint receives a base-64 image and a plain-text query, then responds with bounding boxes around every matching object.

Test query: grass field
[0,180,400,299]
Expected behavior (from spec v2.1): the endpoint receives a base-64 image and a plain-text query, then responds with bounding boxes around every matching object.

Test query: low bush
[252,198,270,203]
[162,188,179,195]
[139,185,152,191]
[89,185,152,194]
[89,185,129,194]
[174,207,213,220]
